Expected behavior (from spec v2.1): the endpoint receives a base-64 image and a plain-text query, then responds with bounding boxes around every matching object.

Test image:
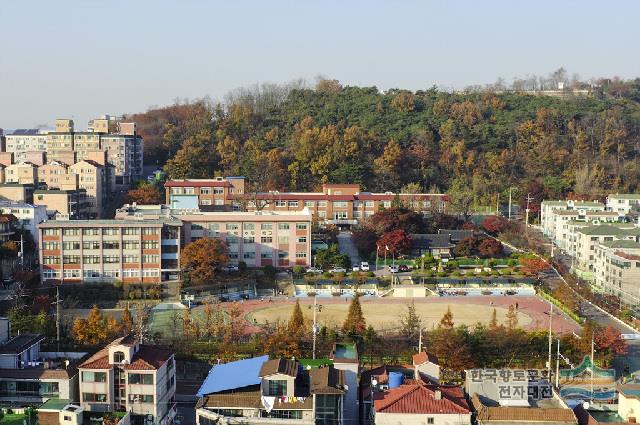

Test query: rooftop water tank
[388,372,404,389]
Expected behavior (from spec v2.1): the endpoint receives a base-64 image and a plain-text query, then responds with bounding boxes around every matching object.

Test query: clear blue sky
[1,0,639,129]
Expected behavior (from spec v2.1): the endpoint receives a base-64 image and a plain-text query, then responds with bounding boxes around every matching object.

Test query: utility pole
[525,193,534,228]
[312,295,322,359]
[547,302,553,379]
[590,336,595,403]
[54,286,62,353]
[555,339,560,388]
[418,328,423,353]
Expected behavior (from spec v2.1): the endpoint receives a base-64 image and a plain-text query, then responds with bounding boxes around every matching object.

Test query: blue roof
[196,355,268,397]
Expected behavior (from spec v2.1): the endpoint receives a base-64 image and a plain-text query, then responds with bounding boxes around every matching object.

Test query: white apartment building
[101,134,144,188]
[572,224,640,275]
[0,201,47,246]
[78,335,176,425]
[540,200,606,239]
[593,240,640,313]
[606,194,640,216]
[5,130,48,162]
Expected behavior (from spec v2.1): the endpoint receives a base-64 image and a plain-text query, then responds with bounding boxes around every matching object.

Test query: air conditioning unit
[379,385,389,390]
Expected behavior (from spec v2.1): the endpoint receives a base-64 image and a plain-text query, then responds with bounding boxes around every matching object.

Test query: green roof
[39,398,70,411]
[573,201,604,207]
[543,201,568,206]
[333,343,358,361]
[608,194,640,200]
[600,240,640,249]
[579,225,640,236]
[299,358,333,368]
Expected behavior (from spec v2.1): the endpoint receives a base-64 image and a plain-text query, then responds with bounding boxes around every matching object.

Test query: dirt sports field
[243,295,581,334]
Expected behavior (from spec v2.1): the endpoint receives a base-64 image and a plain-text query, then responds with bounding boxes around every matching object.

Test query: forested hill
[126,79,640,207]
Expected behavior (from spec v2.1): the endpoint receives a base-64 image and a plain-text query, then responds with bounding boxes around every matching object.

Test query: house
[438,229,474,243]
[373,378,471,425]
[410,234,455,258]
[0,318,87,406]
[617,377,640,422]
[360,365,415,424]
[77,335,176,425]
[412,350,440,384]
[0,200,47,246]
[471,394,577,425]
[330,343,359,424]
[196,356,347,425]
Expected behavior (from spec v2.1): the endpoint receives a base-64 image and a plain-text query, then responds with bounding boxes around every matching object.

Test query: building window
[261,251,273,259]
[122,241,139,250]
[143,241,159,249]
[63,255,80,264]
[82,241,101,250]
[43,242,60,250]
[365,201,374,208]
[82,371,107,382]
[267,380,287,396]
[200,187,211,195]
[243,252,255,259]
[275,200,286,207]
[333,201,348,208]
[304,201,315,207]
[278,223,289,230]
[142,255,159,263]
[123,255,139,263]
[296,252,307,258]
[62,241,80,250]
[43,228,60,236]
[427,418,434,424]
[122,228,140,235]
[103,255,120,264]
[261,237,273,244]
[63,228,80,236]
[260,410,302,419]
[102,228,120,236]
[297,237,307,243]
[243,236,254,244]
[142,227,159,235]
[213,187,224,195]
[83,393,107,402]
[128,373,154,385]
[383,201,391,208]
[227,223,239,231]
[82,256,101,264]
[244,223,255,230]
[129,394,154,403]
[103,241,120,250]
[288,201,299,207]
[113,351,125,363]
[296,223,308,230]
[261,223,273,230]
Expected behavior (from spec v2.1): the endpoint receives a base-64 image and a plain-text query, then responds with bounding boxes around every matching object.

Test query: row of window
[44,241,159,250]
[43,255,160,265]
[171,187,226,195]
[43,269,160,279]
[42,227,160,236]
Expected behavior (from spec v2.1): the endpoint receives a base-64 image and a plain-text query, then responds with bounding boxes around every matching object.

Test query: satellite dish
[583,402,590,410]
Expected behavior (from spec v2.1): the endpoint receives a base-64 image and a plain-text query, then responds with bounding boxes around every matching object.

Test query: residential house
[39,161,78,191]
[572,224,640,276]
[196,356,347,425]
[0,318,85,406]
[373,379,471,425]
[33,189,89,220]
[437,229,474,243]
[541,200,606,238]
[606,194,640,216]
[412,351,440,384]
[410,234,455,258]
[77,335,176,425]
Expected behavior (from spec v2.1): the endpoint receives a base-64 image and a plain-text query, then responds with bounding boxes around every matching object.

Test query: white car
[352,265,360,272]
[388,265,399,273]
[360,262,370,271]
[306,267,323,274]
[329,267,347,273]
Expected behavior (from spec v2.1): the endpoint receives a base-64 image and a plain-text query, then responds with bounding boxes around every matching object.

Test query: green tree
[342,296,366,336]
[400,301,422,341]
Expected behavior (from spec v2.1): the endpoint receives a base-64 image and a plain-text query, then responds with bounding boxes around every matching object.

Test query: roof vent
[435,389,442,400]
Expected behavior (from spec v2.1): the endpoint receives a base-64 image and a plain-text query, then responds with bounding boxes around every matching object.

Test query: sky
[1,0,639,129]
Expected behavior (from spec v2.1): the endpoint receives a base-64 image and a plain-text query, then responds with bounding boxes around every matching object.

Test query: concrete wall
[375,412,471,425]
[618,392,640,421]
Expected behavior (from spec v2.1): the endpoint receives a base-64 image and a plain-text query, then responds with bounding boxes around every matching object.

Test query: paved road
[337,231,361,267]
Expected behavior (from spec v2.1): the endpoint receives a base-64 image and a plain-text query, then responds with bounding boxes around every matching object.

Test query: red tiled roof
[614,251,640,261]
[79,344,172,371]
[412,351,439,366]
[165,180,231,188]
[374,383,470,414]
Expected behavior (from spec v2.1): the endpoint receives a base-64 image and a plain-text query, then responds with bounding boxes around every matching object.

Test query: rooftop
[79,339,173,371]
[411,234,454,249]
[331,342,358,362]
[608,194,640,200]
[578,225,640,236]
[197,355,268,397]
[600,240,640,249]
[472,394,577,424]
[374,381,469,415]
[412,350,439,366]
[259,358,299,377]
[0,334,44,354]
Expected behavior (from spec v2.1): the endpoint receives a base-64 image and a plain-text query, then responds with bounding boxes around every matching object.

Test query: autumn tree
[72,305,109,345]
[439,306,454,329]
[288,300,305,334]
[120,305,134,336]
[481,216,508,234]
[520,257,549,276]
[181,238,229,286]
[124,182,162,205]
[377,230,412,256]
[478,238,504,258]
[454,237,480,257]
[342,296,366,336]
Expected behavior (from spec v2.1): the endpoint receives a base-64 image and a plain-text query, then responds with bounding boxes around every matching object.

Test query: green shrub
[507,259,517,266]
[436,271,447,277]
[292,265,304,275]
[366,271,375,277]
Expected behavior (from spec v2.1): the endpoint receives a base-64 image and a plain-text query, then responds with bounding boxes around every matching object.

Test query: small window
[113,351,125,363]
[427,418,435,424]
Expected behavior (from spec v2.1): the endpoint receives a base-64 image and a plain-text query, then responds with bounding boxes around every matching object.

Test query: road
[337,231,361,267]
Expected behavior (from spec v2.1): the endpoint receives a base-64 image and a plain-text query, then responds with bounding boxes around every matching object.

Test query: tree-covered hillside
[126,77,640,210]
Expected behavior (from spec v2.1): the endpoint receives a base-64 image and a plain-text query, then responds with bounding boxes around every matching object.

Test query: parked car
[222,264,239,272]
[388,265,399,273]
[398,264,410,272]
[352,265,360,272]
[306,267,323,274]
[329,267,347,273]
[359,262,370,271]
